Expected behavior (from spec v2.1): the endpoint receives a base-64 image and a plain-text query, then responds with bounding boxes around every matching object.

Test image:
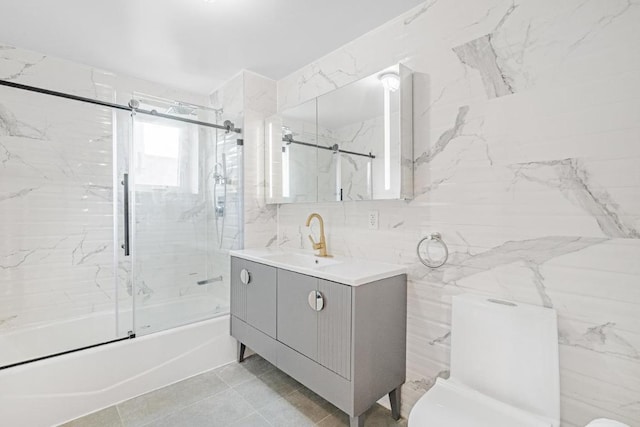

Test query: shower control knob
[240,269,251,285]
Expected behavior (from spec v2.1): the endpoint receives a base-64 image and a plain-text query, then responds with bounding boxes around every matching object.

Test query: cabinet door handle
[308,290,324,311]
[240,269,251,285]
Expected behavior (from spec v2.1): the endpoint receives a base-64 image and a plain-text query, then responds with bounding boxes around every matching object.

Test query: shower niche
[265,63,413,204]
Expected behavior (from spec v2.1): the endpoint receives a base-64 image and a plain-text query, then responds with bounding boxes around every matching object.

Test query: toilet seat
[408,378,556,427]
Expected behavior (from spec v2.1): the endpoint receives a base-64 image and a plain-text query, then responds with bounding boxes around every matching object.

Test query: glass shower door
[0,85,131,369]
[128,110,233,336]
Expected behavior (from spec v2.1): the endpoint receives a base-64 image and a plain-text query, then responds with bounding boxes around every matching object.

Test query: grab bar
[122,173,130,256]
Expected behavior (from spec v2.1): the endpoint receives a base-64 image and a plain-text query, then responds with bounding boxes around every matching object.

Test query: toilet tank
[450,294,560,422]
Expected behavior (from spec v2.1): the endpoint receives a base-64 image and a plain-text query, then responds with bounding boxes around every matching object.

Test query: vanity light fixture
[281,131,291,198]
[379,72,400,93]
[281,126,291,198]
[379,72,399,190]
[268,122,274,199]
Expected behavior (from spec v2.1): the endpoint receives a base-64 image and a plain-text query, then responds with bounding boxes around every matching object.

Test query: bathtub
[0,295,230,368]
[0,313,236,426]
[0,311,121,368]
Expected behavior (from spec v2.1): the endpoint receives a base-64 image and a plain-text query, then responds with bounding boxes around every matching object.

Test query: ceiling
[0,0,424,95]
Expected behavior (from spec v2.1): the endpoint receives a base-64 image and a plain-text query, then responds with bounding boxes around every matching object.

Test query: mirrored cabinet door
[316,67,389,201]
[265,99,317,204]
[265,63,412,204]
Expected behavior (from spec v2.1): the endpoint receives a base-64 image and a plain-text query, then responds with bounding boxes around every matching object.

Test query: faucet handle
[308,235,323,250]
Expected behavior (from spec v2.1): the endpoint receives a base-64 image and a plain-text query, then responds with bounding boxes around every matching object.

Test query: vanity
[229,248,407,427]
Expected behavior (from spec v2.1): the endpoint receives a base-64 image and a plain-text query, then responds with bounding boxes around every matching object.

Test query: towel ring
[417,233,449,268]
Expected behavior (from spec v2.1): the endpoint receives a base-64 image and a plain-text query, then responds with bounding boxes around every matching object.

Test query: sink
[230,248,406,286]
[261,252,342,269]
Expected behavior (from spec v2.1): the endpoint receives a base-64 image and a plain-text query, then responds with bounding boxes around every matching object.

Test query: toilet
[408,295,631,427]
[409,294,561,426]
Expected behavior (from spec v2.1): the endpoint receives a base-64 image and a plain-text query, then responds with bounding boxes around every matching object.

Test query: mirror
[265,99,317,204]
[265,63,412,204]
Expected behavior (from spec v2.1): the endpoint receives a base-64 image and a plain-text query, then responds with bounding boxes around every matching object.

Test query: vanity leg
[349,415,364,427]
[237,342,246,363]
[389,387,401,420]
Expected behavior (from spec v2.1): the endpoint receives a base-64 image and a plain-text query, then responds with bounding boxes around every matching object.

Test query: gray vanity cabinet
[230,255,406,427]
[277,271,352,380]
[230,257,277,338]
[317,279,352,379]
[277,269,319,360]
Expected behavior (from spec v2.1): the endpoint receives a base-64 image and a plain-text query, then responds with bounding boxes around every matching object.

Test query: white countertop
[229,248,407,286]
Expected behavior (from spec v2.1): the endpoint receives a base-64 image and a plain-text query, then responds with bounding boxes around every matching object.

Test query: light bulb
[379,72,400,92]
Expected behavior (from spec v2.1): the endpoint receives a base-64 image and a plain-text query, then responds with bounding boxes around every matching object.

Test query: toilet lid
[585,419,630,427]
[408,379,556,427]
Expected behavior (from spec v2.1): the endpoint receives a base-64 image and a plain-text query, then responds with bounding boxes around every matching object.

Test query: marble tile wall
[275,1,640,425]
[241,72,278,248]
[210,70,278,248]
[210,71,245,252]
[0,44,206,106]
[0,85,117,342]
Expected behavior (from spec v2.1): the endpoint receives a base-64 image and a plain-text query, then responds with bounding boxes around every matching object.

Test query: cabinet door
[230,257,247,321]
[245,260,277,338]
[317,279,352,379]
[231,257,277,338]
[277,269,318,360]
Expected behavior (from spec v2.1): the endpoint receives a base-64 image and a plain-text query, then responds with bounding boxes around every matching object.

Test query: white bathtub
[0,311,119,368]
[0,295,230,368]
[0,314,236,426]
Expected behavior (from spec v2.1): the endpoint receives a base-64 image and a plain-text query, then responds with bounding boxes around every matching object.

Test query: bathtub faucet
[196,275,223,286]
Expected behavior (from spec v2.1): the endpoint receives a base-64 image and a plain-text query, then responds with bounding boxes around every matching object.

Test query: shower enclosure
[0,81,242,369]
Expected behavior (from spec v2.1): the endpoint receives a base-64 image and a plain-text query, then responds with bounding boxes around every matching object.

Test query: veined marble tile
[275,0,640,424]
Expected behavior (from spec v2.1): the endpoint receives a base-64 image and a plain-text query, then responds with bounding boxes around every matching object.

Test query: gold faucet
[305,213,331,257]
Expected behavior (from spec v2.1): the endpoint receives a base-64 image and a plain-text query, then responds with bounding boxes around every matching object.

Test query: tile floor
[61,355,407,427]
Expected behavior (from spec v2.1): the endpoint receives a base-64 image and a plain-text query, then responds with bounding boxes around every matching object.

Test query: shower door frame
[0,79,240,370]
